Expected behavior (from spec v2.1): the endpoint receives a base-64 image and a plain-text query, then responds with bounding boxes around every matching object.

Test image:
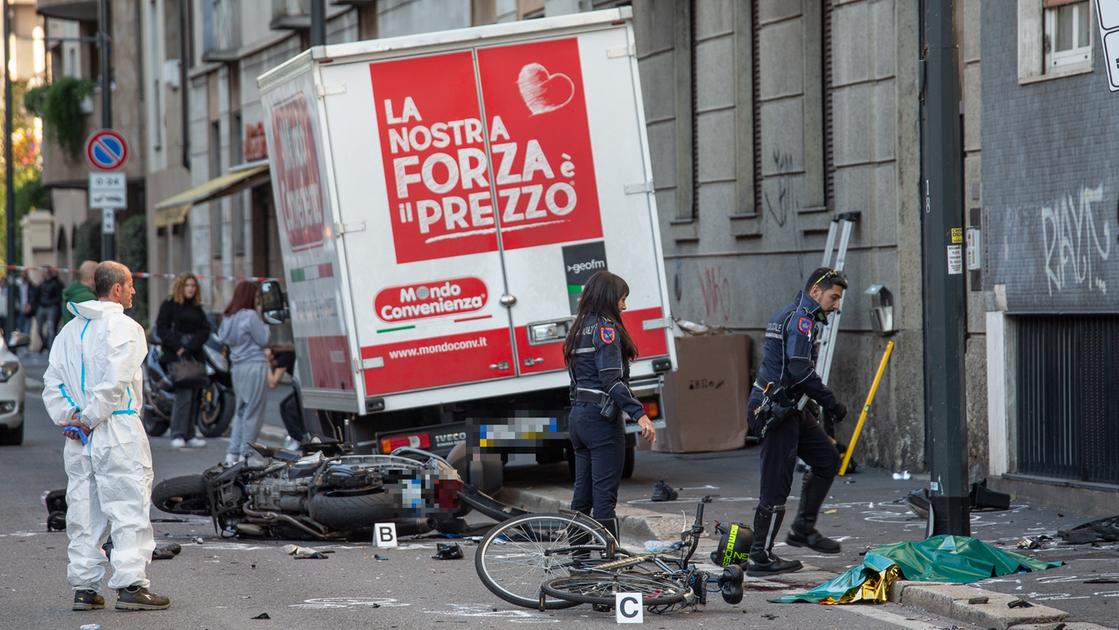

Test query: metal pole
[98,0,114,260]
[3,0,15,336]
[310,0,326,47]
[920,0,970,536]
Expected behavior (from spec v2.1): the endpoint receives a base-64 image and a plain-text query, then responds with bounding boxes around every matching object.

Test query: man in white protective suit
[42,261,171,611]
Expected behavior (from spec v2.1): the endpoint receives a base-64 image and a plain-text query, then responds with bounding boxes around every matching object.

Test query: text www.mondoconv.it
[388,336,489,359]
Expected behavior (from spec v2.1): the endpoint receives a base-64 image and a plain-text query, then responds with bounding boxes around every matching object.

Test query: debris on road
[892,471,911,480]
[193,536,204,544]
[1007,599,1033,609]
[651,480,678,502]
[251,612,271,619]
[432,543,463,560]
[284,544,333,559]
[1058,515,1119,544]
[374,553,389,561]
[153,541,182,560]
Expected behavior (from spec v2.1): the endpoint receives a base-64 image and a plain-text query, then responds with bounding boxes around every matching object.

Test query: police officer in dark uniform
[745,267,849,576]
[563,271,657,541]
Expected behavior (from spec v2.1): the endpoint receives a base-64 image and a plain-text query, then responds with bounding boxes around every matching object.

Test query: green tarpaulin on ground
[772,535,1063,604]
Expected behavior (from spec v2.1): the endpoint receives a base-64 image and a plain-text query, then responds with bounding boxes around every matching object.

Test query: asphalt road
[0,357,986,630]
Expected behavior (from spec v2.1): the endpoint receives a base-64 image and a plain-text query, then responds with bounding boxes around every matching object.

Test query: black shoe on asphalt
[115,585,170,611]
[650,480,678,502]
[72,589,105,611]
[746,551,803,577]
[785,527,842,554]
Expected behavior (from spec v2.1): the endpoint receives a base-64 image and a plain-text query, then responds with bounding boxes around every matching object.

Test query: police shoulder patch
[600,326,617,344]
[797,316,812,335]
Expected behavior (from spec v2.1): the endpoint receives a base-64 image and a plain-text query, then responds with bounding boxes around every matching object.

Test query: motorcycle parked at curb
[151,444,470,540]
[142,330,236,438]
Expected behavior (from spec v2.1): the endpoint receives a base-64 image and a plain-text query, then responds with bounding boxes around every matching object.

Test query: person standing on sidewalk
[155,272,211,449]
[36,268,64,352]
[561,271,656,542]
[218,281,270,466]
[745,267,849,576]
[42,261,171,611]
[62,260,99,326]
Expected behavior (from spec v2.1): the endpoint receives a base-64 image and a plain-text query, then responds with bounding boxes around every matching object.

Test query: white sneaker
[186,438,207,448]
[223,453,240,466]
[283,437,300,451]
[169,438,186,449]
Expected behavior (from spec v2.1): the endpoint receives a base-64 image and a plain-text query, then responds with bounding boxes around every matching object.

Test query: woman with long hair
[562,271,656,541]
[218,281,271,465]
[155,272,212,449]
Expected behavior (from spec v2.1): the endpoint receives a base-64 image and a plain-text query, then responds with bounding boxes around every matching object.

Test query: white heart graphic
[517,63,575,116]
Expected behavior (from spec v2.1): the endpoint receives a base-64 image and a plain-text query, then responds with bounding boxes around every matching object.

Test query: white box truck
[257,8,675,488]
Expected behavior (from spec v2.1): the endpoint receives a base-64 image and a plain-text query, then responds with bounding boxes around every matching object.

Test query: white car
[0,332,27,446]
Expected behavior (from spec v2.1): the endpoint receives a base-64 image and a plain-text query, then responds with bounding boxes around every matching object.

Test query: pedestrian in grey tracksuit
[218,281,270,465]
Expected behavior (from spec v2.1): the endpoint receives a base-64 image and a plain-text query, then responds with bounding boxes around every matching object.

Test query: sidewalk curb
[497,486,681,542]
[887,582,1082,630]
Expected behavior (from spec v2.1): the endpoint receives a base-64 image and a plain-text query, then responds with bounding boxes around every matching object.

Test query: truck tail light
[642,400,660,419]
[380,432,431,454]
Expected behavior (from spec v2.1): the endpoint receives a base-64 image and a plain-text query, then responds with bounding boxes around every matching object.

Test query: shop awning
[154,163,270,228]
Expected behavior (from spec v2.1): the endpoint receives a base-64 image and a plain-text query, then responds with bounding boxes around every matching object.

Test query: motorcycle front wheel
[142,405,170,437]
[198,382,235,438]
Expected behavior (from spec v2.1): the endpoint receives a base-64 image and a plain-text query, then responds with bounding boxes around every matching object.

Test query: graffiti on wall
[1040,184,1112,296]
[698,266,732,322]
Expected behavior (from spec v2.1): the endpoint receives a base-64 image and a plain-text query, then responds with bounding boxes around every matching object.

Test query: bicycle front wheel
[542,573,689,608]
[475,513,610,610]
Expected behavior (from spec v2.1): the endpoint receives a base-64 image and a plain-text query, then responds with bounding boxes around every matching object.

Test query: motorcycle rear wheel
[198,383,235,438]
[152,475,209,515]
[143,406,170,437]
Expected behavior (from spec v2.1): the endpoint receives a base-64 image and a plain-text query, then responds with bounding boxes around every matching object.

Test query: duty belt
[572,388,609,405]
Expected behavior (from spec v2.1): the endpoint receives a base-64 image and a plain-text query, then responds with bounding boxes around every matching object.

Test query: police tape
[3,264,280,283]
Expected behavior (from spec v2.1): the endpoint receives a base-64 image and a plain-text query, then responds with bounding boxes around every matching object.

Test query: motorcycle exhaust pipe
[393,517,437,537]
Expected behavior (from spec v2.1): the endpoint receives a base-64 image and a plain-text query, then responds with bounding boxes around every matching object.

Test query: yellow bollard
[839,340,895,476]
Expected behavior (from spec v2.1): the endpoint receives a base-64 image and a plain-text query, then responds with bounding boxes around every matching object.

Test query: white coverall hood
[42,299,156,591]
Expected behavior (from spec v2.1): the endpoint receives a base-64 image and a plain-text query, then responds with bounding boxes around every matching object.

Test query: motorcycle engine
[247,477,313,513]
[321,463,382,490]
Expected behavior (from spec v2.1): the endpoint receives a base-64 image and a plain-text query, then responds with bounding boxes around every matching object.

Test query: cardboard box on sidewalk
[653,334,751,453]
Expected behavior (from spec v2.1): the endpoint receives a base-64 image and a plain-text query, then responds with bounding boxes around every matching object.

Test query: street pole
[311,0,326,47]
[3,0,15,337]
[98,0,114,260]
[920,0,970,535]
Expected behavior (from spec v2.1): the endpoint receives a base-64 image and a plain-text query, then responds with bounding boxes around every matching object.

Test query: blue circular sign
[86,129,129,171]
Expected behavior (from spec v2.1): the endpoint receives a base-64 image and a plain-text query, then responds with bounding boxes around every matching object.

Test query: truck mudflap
[458,485,528,523]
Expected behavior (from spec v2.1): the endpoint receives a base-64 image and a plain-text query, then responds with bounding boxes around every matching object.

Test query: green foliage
[116,215,149,326]
[36,78,96,160]
[23,86,48,117]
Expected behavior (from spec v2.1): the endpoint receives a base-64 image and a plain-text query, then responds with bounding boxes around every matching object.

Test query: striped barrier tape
[3,264,281,283]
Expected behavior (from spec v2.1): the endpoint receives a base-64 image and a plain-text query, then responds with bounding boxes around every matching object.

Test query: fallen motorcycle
[151,443,467,540]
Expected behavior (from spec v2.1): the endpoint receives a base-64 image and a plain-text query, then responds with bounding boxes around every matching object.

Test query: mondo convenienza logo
[375,277,489,323]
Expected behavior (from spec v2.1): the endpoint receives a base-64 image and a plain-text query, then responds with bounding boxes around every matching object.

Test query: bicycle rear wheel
[542,573,690,608]
[475,513,611,610]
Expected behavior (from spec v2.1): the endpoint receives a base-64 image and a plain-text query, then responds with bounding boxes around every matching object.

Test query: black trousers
[757,409,839,508]
[568,402,625,520]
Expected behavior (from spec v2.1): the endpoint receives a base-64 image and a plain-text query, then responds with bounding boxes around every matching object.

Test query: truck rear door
[474,29,671,376]
[319,52,518,399]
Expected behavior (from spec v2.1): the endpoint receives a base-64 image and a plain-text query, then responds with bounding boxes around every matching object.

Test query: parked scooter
[142,329,236,438]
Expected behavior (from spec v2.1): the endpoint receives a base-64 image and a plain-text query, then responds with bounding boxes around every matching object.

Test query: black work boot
[595,517,620,543]
[746,505,802,577]
[115,584,171,611]
[786,471,841,554]
[73,589,105,611]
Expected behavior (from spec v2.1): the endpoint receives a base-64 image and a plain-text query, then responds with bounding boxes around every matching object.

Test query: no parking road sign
[85,129,129,171]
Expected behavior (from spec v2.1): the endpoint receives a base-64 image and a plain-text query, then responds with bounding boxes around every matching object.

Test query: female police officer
[563,271,656,542]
